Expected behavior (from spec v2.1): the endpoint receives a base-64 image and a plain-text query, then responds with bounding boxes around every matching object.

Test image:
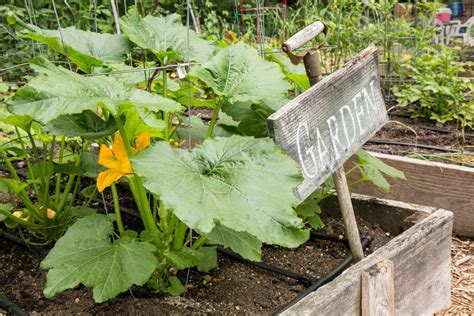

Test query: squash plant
[1,10,404,303]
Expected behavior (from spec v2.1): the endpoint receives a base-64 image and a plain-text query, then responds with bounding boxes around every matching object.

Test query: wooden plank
[268,46,388,202]
[346,151,474,237]
[282,196,453,315]
[361,260,395,316]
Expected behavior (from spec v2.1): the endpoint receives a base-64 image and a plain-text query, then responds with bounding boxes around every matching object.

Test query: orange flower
[96,132,150,192]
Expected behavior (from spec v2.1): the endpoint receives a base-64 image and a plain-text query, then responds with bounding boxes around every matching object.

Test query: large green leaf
[7,58,182,124]
[132,135,309,253]
[190,43,291,104]
[221,98,287,138]
[44,110,117,139]
[175,116,233,141]
[120,9,214,63]
[206,225,262,261]
[13,16,131,73]
[41,214,158,303]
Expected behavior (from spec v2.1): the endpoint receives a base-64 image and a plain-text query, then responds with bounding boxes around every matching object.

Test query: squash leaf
[44,110,117,139]
[190,43,291,104]
[12,16,131,73]
[41,214,158,303]
[206,224,262,261]
[132,135,309,256]
[7,58,181,124]
[120,9,214,63]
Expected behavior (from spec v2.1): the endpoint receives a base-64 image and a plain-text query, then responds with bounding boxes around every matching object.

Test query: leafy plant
[1,7,408,304]
[189,42,291,138]
[0,105,97,241]
[393,46,473,127]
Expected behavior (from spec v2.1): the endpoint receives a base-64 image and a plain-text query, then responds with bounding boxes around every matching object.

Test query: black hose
[217,246,317,286]
[0,229,48,255]
[0,296,28,316]
[367,139,474,154]
[217,232,350,286]
[388,112,474,137]
[274,235,373,315]
[310,231,348,244]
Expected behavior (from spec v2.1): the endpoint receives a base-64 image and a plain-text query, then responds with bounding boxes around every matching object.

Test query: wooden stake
[332,166,364,261]
[110,0,121,34]
[280,23,370,262]
[362,260,395,316]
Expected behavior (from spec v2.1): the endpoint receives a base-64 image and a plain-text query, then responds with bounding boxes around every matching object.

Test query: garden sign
[268,46,387,202]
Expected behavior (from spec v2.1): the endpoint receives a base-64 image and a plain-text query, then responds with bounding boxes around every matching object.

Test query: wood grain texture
[283,21,325,52]
[268,46,388,202]
[282,195,453,316]
[361,260,395,316]
[346,151,474,237]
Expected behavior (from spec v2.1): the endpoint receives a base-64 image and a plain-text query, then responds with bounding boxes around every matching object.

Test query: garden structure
[0,0,472,315]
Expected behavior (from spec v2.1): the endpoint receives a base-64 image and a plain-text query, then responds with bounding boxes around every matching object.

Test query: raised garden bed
[0,194,453,315]
[347,152,474,238]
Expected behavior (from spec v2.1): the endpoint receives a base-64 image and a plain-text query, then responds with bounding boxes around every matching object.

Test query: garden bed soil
[0,214,391,315]
[364,111,474,162]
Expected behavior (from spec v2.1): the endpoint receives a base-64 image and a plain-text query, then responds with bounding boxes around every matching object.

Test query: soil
[363,109,474,165]
[0,214,392,315]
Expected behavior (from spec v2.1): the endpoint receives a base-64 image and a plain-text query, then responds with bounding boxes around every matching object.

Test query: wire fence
[0,0,438,103]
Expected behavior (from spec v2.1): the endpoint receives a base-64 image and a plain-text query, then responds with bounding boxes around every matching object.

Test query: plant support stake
[282,21,364,261]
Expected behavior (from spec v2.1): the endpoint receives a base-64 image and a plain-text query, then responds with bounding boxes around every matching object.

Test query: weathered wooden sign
[268,46,387,202]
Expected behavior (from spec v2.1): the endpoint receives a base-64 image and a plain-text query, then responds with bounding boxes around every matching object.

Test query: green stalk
[191,235,207,249]
[14,127,40,200]
[56,146,82,214]
[27,131,40,162]
[172,221,188,250]
[2,155,42,221]
[162,69,170,141]
[65,175,81,213]
[111,183,125,235]
[0,209,40,228]
[55,136,66,205]
[206,99,223,139]
[56,174,76,214]
[114,116,160,242]
[82,187,97,208]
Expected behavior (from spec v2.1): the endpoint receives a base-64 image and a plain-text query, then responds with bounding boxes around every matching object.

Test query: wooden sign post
[268,24,388,261]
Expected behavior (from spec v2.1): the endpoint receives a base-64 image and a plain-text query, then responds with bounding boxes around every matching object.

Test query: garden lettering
[296,80,379,178]
[268,46,388,202]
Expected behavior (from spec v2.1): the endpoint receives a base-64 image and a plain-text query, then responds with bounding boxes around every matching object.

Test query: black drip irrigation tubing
[216,232,373,315]
[274,235,373,315]
[388,112,474,137]
[0,231,32,316]
[367,139,474,155]
[0,296,28,316]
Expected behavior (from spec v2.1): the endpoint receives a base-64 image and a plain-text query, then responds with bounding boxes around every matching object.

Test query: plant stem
[191,235,207,249]
[55,137,66,205]
[114,116,161,244]
[65,175,81,213]
[27,131,40,163]
[206,99,223,139]
[172,221,188,250]
[14,127,40,199]
[56,174,76,214]
[2,155,42,221]
[163,69,170,141]
[111,183,125,235]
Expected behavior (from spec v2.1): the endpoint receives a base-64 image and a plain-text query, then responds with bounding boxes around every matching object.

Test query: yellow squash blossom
[97,132,150,192]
